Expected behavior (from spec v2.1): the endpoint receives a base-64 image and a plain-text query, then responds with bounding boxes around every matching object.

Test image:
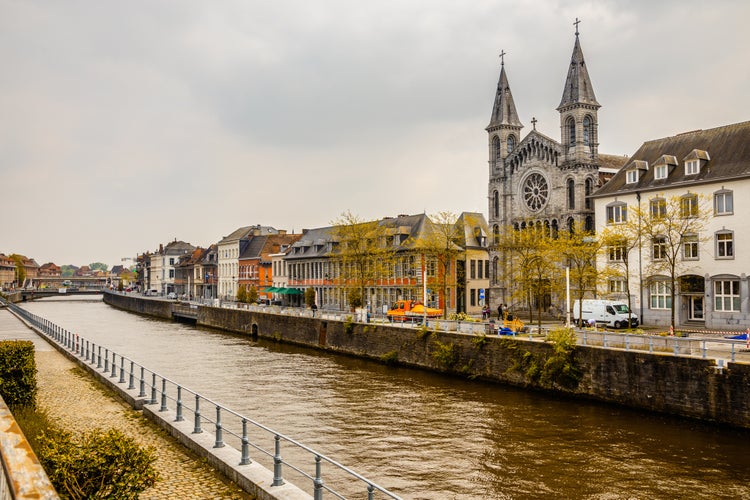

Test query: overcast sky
[2,0,749,268]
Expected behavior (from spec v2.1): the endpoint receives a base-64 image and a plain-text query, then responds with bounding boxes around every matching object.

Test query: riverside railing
[6,301,401,500]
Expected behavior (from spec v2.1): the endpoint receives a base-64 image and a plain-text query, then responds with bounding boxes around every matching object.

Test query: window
[493,190,499,218]
[716,231,734,259]
[608,244,625,262]
[626,169,639,184]
[650,281,672,309]
[485,260,490,279]
[493,225,500,245]
[654,164,668,180]
[650,198,666,219]
[470,260,476,279]
[583,116,592,146]
[714,190,733,215]
[606,203,627,224]
[169,269,175,279]
[685,159,700,175]
[169,258,175,265]
[585,178,594,209]
[652,237,667,260]
[567,179,575,209]
[477,260,483,279]
[609,279,625,294]
[493,136,501,162]
[681,194,698,218]
[682,234,699,260]
[714,280,740,311]
[567,117,576,147]
[470,289,476,307]
[507,135,516,154]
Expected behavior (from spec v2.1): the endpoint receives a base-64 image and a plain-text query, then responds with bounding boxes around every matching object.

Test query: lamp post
[565,266,571,328]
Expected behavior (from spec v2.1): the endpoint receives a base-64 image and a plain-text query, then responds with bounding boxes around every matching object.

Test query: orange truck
[387,300,443,321]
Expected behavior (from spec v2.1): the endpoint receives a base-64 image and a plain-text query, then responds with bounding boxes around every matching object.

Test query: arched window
[493,225,500,245]
[585,178,594,209]
[493,136,501,162]
[567,217,575,233]
[493,190,499,219]
[583,116,592,146]
[567,178,575,209]
[567,117,576,147]
[507,135,516,154]
[585,216,594,232]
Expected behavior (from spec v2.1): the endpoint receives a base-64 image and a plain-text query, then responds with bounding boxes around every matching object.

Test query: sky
[2,0,749,269]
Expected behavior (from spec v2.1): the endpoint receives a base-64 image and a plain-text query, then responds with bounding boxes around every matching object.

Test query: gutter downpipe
[636,191,644,324]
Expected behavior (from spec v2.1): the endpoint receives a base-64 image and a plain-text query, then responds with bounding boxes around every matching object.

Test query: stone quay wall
[104,293,750,429]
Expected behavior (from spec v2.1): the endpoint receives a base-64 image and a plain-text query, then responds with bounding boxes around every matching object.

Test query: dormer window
[654,164,668,180]
[626,169,639,184]
[624,160,648,184]
[653,155,677,180]
[683,149,709,175]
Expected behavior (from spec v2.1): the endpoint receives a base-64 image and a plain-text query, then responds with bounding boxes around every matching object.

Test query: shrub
[380,351,398,365]
[344,316,355,335]
[37,427,159,499]
[431,341,458,368]
[0,340,37,408]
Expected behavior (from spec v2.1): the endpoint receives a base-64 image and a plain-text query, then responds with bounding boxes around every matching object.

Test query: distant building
[217,225,280,300]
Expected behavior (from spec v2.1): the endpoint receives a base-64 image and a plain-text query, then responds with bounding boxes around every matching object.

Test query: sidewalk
[0,309,252,499]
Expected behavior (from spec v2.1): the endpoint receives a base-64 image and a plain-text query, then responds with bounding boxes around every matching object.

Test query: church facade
[486,28,625,311]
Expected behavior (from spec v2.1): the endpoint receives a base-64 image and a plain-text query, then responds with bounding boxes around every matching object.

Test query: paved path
[0,308,253,499]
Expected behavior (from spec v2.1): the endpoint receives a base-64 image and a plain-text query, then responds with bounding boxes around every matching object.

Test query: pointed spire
[558,21,600,111]
[487,51,523,131]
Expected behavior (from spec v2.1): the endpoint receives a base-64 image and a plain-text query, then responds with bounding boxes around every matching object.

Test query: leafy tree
[246,285,259,304]
[236,285,247,303]
[10,254,26,287]
[305,287,316,308]
[413,212,463,318]
[636,194,710,329]
[61,265,77,278]
[330,211,395,311]
[600,216,642,327]
[89,262,108,272]
[555,222,603,326]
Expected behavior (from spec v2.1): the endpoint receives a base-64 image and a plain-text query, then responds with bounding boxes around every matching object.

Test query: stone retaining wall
[104,293,750,429]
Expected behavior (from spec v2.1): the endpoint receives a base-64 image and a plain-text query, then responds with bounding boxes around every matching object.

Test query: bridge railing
[6,300,401,500]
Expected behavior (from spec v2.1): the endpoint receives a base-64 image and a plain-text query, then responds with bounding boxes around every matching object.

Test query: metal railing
[4,299,401,500]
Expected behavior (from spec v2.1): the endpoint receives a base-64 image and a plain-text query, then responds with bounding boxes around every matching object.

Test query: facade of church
[486,30,626,311]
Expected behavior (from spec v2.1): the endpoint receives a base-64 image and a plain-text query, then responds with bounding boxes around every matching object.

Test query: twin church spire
[487,20,599,159]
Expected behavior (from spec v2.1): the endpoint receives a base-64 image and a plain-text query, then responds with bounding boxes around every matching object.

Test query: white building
[592,121,750,329]
[217,225,279,300]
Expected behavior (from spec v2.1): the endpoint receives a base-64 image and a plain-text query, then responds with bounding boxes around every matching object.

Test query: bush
[37,427,159,499]
[0,340,37,408]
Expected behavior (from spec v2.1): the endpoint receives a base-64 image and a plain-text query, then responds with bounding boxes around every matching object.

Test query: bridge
[17,288,104,301]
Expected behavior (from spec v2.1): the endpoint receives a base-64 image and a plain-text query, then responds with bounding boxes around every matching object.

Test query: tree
[555,222,604,326]
[497,222,556,330]
[329,211,395,311]
[236,285,248,303]
[305,287,316,308]
[246,285,259,304]
[89,262,108,272]
[600,217,642,327]
[412,212,463,318]
[637,194,710,329]
[10,254,26,287]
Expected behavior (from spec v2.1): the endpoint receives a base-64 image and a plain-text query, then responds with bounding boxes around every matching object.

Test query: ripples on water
[21,297,750,499]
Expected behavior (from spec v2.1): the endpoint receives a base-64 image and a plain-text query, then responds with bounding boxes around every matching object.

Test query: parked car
[167,292,177,300]
[572,299,638,328]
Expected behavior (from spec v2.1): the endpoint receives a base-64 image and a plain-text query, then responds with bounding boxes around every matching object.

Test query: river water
[19,296,750,499]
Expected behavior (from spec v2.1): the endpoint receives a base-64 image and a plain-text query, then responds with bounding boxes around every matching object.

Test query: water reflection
[22,297,750,499]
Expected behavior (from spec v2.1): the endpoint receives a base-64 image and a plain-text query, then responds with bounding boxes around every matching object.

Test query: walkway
[0,308,253,499]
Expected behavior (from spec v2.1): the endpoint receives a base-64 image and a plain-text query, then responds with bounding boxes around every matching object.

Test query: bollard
[582,330,587,346]
[625,334,629,351]
[150,373,157,404]
[119,358,125,384]
[214,406,224,448]
[160,378,168,412]
[175,387,184,422]
[673,338,678,355]
[85,340,90,362]
[97,346,102,369]
[138,366,146,398]
[193,395,202,434]
[313,455,324,500]
[731,343,736,363]
[128,361,135,390]
[240,419,250,465]
[702,340,707,359]
[272,435,285,486]
[603,331,608,348]
[110,353,117,378]
[104,349,109,372]
[649,336,654,353]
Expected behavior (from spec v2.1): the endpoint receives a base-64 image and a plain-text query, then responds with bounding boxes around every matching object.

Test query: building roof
[558,32,600,111]
[592,121,750,198]
[487,63,523,131]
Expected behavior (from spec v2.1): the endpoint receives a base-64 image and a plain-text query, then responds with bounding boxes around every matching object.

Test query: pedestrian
[311,303,318,317]
[497,304,504,320]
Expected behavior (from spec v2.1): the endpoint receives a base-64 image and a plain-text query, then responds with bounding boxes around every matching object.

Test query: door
[689,296,704,321]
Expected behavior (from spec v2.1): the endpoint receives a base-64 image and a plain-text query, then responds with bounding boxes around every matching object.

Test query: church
[486,25,626,312]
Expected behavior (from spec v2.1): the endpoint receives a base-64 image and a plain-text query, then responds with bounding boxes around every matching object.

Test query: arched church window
[493,190,499,219]
[522,173,549,212]
[492,257,498,284]
[493,225,500,245]
[583,116,592,146]
[585,178,594,209]
[567,117,576,147]
[567,179,575,209]
[567,217,575,233]
[507,135,516,154]
[493,136,501,162]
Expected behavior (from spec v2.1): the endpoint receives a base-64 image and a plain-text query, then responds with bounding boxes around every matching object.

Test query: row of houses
[138,213,494,316]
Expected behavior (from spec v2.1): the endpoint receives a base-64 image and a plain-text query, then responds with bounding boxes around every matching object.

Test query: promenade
[0,308,252,500]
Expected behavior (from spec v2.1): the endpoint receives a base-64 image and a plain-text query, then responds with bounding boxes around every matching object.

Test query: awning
[261,287,278,293]
[276,287,303,295]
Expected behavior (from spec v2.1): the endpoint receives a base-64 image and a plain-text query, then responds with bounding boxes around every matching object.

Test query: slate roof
[558,33,600,110]
[592,121,750,198]
[239,236,268,260]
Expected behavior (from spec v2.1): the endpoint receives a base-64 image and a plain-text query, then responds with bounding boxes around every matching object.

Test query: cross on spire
[531,117,537,130]
[499,49,506,66]
[574,17,581,36]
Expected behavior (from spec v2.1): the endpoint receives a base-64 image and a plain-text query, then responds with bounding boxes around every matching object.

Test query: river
[19,296,750,499]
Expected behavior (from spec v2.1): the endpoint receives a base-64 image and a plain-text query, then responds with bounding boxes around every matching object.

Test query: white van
[572,299,638,328]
